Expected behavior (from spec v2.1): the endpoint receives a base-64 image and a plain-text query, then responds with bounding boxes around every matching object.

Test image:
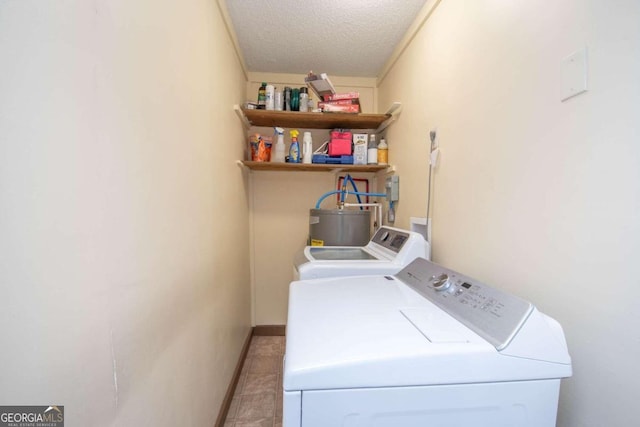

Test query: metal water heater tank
[309,209,371,246]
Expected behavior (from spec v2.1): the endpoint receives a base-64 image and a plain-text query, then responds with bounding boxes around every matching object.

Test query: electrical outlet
[386,176,399,202]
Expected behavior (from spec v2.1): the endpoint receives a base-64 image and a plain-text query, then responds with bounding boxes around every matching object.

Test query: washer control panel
[370,227,410,254]
[396,258,533,350]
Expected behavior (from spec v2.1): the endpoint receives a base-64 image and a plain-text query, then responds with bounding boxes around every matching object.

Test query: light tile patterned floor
[224,336,285,427]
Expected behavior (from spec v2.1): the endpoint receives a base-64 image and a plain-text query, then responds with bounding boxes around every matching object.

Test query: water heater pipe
[315,190,387,209]
[343,203,383,231]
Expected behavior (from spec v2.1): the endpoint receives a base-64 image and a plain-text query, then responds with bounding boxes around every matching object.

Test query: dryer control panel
[396,258,533,350]
[370,227,410,253]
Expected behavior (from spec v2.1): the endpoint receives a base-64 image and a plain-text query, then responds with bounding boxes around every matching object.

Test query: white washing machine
[283,257,572,427]
[293,226,430,280]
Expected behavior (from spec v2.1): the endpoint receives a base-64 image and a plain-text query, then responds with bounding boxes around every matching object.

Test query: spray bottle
[273,127,285,162]
[289,129,300,163]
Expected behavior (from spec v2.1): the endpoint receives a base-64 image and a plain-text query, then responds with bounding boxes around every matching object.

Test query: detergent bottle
[289,130,300,163]
[273,127,285,163]
[302,131,313,164]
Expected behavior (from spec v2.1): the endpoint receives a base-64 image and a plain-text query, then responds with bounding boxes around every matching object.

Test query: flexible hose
[315,190,342,209]
[344,174,363,206]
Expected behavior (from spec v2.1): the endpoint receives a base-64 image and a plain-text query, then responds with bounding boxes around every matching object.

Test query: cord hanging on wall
[425,129,439,244]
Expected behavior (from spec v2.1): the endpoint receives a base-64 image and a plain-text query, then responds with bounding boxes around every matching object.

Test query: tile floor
[224,335,285,427]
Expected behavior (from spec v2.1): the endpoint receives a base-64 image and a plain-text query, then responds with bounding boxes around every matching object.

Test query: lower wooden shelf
[241,161,388,173]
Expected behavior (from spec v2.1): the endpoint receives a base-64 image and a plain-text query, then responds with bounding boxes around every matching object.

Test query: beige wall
[245,73,380,325]
[377,0,640,426]
[0,0,250,425]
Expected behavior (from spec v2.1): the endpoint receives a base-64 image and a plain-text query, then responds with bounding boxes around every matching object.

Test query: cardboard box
[320,103,360,113]
[321,99,359,106]
[319,98,361,113]
[353,134,368,165]
[323,92,360,101]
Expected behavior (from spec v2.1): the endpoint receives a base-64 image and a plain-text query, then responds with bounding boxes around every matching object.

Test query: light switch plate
[561,47,588,102]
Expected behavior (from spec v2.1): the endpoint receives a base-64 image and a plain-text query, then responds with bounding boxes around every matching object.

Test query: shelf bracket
[236,160,251,172]
[376,102,402,134]
[234,104,251,129]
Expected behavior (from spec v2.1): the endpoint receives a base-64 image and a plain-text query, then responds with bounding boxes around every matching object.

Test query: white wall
[377,0,640,425]
[0,0,250,425]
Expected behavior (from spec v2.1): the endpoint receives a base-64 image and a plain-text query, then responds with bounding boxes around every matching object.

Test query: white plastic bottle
[367,134,378,164]
[302,131,313,164]
[274,89,283,111]
[265,84,275,110]
[273,127,285,162]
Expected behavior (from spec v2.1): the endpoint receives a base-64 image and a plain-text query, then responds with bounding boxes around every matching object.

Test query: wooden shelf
[234,104,400,175]
[240,108,390,130]
[241,161,388,173]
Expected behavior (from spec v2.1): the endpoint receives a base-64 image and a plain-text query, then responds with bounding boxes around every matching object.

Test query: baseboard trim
[252,325,286,336]
[214,325,287,426]
[214,328,253,427]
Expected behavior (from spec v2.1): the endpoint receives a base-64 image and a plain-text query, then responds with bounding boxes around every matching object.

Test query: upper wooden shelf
[240,108,390,130]
[240,161,388,173]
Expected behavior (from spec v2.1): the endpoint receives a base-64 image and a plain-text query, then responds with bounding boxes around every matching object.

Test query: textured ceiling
[225,0,429,77]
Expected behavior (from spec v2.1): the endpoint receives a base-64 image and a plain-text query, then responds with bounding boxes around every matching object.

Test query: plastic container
[284,87,291,111]
[274,89,283,111]
[289,130,301,163]
[273,127,285,162]
[302,132,313,164]
[265,84,275,110]
[377,138,388,165]
[367,134,378,164]
[257,82,266,109]
[299,87,309,112]
[291,88,300,111]
[250,134,272,162]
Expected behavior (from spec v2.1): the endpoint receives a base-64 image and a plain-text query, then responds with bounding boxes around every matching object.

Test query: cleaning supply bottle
[367,134,378,164]
[289,130,300,163]
[273,127,285,163]
[265,84,275,110]
[257,82,267,109]
[299,87,309,112]
[302,131,313,164]
[377,138,388,165]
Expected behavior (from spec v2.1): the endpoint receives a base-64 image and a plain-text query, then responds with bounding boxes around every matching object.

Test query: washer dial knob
[430,273,451,291]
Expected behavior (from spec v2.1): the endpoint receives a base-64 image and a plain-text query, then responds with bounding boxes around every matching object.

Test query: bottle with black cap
[367,134,378,164]
[299,87,309,112]
[257,82,267,109]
